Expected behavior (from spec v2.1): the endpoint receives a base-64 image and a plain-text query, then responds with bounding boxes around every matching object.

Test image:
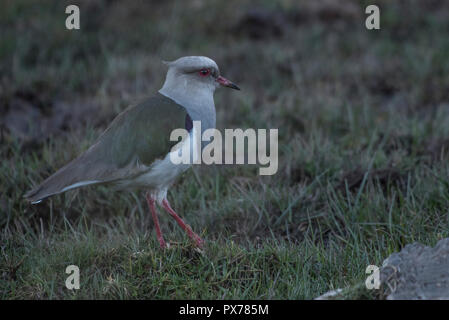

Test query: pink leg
[145,193,167,249]
[161,199,204,248]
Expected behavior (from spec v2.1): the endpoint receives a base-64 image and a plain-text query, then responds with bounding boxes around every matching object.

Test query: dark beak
[216,75,240,90]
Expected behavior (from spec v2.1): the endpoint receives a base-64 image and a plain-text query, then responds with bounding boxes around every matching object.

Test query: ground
[1,0,449,299]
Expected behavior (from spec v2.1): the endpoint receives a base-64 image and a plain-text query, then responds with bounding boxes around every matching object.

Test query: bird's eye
[199,68,210,77]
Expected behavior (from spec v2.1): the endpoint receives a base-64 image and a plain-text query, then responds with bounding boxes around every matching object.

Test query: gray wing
[25,94,188,203]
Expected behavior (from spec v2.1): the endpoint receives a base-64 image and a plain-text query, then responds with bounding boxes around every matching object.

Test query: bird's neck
[159,82,214,110]
[158,82,216,132]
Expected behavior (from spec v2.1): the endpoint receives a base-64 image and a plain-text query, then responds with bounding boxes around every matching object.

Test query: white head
[159,56,239,107]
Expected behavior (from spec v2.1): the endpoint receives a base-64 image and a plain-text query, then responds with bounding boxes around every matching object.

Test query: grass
[1,0,449,299]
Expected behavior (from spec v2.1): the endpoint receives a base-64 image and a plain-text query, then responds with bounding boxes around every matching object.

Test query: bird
[25,56,240,249]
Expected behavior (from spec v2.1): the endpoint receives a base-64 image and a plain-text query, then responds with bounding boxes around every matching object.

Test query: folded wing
[25,94,188,203]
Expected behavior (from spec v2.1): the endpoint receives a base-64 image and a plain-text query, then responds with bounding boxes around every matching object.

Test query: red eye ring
[199,68,210,77]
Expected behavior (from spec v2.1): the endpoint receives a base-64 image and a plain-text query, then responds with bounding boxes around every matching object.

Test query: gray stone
[381,238,449,299]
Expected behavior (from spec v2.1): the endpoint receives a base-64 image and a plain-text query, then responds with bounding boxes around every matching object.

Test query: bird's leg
[145,192,167,249]
[161,199,204,248]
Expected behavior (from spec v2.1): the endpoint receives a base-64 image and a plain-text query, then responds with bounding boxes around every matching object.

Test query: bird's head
[160,56,240,98]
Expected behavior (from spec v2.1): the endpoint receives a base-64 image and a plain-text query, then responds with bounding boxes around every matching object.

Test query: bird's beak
[216,75,240,90]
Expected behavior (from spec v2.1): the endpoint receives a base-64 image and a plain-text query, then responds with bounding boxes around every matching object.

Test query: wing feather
[25,94,187,203]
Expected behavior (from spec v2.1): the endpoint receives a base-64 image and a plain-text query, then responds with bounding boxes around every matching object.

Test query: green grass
[1,0,449,299]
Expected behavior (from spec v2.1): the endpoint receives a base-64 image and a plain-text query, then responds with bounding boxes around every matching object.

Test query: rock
[314,288,343,300]
[381,238,449,299]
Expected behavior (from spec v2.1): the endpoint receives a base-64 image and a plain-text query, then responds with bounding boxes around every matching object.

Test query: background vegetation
[1,0,449,299]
